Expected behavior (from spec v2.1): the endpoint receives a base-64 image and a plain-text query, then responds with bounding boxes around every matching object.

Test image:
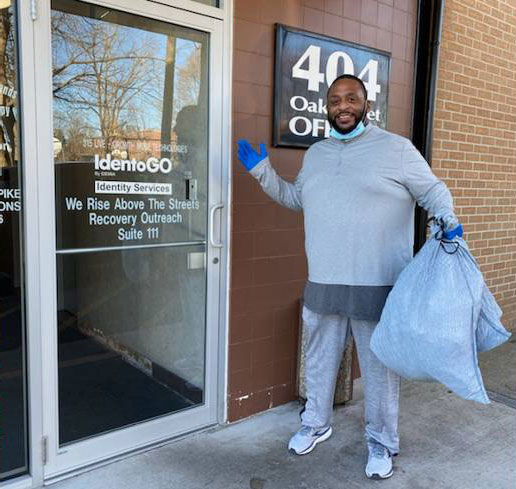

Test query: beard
[328,103,367,135]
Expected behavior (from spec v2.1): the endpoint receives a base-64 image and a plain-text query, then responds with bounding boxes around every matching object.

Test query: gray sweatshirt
[250,124,455,289]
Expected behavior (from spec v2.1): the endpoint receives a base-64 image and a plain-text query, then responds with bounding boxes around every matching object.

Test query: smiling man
[237,74,460,480]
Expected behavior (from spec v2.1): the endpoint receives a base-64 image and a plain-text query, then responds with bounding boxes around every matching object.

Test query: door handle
[209,203,224,248]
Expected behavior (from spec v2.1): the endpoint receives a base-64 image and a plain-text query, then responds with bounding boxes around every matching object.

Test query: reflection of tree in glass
[148,38,203,159]
[51,11,161,157]
[0,6,17,168]
[53,111,93,161]
[172,43,201,128]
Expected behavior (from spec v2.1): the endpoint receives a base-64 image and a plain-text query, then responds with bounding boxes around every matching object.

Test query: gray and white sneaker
[365,441,393,479]
[288,425,332,455]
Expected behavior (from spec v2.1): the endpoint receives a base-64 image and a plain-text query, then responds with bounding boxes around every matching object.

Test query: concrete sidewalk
[54,380,515,489]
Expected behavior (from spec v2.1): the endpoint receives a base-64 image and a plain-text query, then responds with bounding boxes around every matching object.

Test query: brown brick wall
[432,0,516,330]
[229,0,417,422]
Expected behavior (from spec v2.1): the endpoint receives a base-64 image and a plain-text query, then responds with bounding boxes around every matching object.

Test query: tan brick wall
[229,0,417,422]
[432,0,516,330]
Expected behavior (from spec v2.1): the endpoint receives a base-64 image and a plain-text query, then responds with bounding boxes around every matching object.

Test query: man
[237,75,460,480]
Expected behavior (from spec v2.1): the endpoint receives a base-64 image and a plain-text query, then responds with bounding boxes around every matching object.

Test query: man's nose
[336,99,350,112]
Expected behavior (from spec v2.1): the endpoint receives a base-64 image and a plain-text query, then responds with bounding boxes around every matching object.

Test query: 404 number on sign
[292,45,381,101]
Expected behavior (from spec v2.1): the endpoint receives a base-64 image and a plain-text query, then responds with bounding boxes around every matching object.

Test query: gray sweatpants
[301,306,400,454]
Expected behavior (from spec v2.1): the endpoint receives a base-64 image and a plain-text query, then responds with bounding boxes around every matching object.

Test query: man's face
[327,79,370,134]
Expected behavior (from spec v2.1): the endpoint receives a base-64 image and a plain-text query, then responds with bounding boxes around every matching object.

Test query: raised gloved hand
[237,139,268,171]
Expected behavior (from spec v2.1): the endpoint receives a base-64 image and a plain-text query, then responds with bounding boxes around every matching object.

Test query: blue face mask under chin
[330,121,366,141]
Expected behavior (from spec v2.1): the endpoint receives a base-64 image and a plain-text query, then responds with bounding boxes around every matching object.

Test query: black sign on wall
[274,24,391,148]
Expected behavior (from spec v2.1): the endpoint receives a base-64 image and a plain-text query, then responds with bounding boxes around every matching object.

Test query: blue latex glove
[444,224,463,239]
[444,223,463,240]
[436,213,463,240]
[237,139,268,171]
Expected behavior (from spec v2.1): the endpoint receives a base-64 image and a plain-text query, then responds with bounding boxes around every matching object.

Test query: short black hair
[327,74,368,101]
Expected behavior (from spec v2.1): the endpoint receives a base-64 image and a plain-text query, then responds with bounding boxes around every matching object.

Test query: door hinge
[41,436,48,465]
[30,0,37,21]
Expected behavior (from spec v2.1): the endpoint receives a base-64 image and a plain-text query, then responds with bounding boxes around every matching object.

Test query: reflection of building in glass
[56,130,186,163]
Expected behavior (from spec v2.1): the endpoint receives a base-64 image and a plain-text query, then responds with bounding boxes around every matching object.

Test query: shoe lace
[300,425,326,436]
[371,442,389,459]
[299,425,316,436]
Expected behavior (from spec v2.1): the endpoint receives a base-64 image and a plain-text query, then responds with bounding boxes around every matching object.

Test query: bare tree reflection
[52,11,161,156]
[51,9,206,166]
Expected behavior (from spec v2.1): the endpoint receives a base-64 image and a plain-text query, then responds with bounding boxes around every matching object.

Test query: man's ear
[362,100,372,123]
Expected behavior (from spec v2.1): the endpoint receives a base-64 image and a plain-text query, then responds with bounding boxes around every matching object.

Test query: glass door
[37,0,224,478]
[0,0,29,482]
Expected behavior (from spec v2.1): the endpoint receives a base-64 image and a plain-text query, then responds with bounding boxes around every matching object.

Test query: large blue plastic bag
[370,229,511,404]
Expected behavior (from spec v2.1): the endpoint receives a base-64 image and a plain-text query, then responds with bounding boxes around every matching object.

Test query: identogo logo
[94,154,173,174]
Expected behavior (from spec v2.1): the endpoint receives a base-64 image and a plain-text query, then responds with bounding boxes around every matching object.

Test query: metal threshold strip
[44,421,219,485]
[56,240,207,255]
